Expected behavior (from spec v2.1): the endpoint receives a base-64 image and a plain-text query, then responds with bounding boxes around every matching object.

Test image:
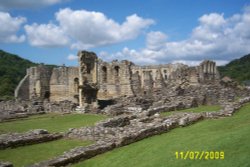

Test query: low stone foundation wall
[29,97,250,166]
[0,100,77,122]
[1,97,244,167]
[0,111,45,123]
[30,142,116,167]
[0,129,63,149]
[30,112,203,166]
[0,161,13,167]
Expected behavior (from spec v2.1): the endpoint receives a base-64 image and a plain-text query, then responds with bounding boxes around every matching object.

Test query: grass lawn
[0,139,92,167]
[74,103,250,167]
[161,105,221,117]
[0,113,107,134]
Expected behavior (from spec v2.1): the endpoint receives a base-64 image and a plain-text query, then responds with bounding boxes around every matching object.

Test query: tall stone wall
[50,66,78,103]
[130,63,191,95]
[198,60,220,83]
[15,64,53,101]
[27,65,53,100]
[97,60,134,100]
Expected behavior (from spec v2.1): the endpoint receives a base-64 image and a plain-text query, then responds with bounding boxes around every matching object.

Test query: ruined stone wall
[50,66,78,103]
[15,74,29,100]
[27,65,53,100]
[130,63,190,95]
[97,60,134,100]
[15,51,222,110]
[15,64,53,101]
[198,60,220,83]
[78,51,99,108]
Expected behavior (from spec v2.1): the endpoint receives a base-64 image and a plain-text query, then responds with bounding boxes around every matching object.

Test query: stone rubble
[0,100,78,122]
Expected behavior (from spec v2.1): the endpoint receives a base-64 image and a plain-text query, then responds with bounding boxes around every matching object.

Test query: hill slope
[218,53,250,84]
[0,50,37,100]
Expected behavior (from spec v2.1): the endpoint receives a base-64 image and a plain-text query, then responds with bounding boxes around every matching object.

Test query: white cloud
[24,8,154,49]
[67,54,78,60]
[199,13,226,27]
[24,23,69,47]
[0,11,26,43]
[146,31,167,50]
[101,6,250,66]
[55,8,154,49]
[0,0,65,10]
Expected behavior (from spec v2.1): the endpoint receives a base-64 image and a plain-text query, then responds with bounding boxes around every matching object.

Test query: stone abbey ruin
[14,50,222,113]
[1,51,250,166]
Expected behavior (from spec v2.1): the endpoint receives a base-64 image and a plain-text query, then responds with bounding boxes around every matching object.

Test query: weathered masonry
[15,51,220,109]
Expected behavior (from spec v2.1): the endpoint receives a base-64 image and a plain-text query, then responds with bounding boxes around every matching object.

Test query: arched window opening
[163,69,167,80]
[102,66,107,83]
[114,66,119,76]
[74,78,79,93]
[114,66,120,82]
[86,63,91,74]
[44,91,50,99]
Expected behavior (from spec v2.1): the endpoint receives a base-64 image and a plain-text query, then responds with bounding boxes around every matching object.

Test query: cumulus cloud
[102,6,250,66]
[24,8,154,49]
[55,8,154,49]
[67,54,78,60]
[0,11,26,43]
[0,0,65,10]
[24,23,69,47]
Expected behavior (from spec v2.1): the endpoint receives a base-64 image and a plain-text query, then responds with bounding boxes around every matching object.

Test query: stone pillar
[78,51,98,109]
[209,61,212,73]
[154,69,164,89]
[143,71,153,94]
[78,51,84,107]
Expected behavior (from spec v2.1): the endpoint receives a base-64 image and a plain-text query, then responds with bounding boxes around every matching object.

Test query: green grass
[161,105,221,117]
[0,139,92,167]
[0,113,107,134]
[74,103,250,167]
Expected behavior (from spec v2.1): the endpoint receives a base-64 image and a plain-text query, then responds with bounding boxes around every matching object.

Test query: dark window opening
[86,63,91,74]
[102,66,107,83]
[74,78,79,93]
[44,91,50,99]
[163,70,167,80]
[98,99,115,109]
[114,66,119,76]
[114,66,120,82]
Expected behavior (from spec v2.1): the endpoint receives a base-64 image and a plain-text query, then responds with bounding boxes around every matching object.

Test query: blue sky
[0,0,250,66]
